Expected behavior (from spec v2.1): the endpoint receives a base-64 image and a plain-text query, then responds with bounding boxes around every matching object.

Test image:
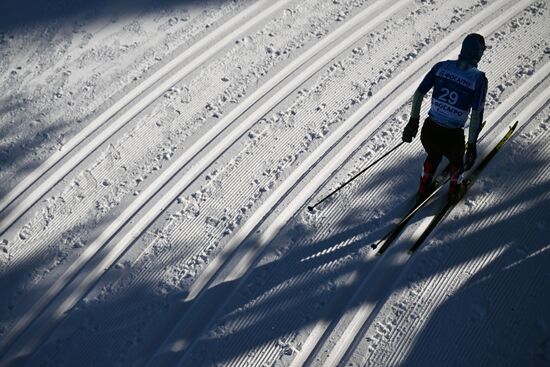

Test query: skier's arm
[468,73,488,144]
[402,64,438,142]
[410,91,425,119]
[402,92,423,142]
[410,62,440,119]
[467,110,483,144]
[465,73,488,170]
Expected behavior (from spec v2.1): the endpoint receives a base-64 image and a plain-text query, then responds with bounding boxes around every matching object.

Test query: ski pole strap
[308,141,405,211]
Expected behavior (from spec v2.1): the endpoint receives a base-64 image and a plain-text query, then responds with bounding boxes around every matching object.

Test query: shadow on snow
[0,0,235,32]
[3,120,549,367]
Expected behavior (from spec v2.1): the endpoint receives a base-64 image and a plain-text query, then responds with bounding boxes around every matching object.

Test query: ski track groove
[340,74,550,367]
[0,0,294,316]
[92,0,406,329]
[189,265,300,366]
[383,236,508,367]
[405,242,506,364]
[178,0,544,366]
[180,263,322,365]
[0,0,284,235]
[364,232,481,365]
[426,128,550,366]
[221,277,318,367]
[303,5,549,366]
[218,269,325,367]
[420,248,507,366]
[0,0,296,360]
[1,2,406,366]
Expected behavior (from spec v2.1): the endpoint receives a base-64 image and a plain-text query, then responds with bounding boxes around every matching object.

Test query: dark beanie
[459,33,486,65]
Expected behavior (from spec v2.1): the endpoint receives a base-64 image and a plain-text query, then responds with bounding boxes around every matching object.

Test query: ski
[374,121,487,256]
[374,170,449,255]
[408,121,519,254]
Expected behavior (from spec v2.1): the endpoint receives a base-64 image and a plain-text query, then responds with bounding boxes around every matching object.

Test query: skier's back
[402,33,488,203]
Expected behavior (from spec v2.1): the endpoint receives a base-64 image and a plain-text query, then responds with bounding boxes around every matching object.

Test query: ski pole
[307,141,404,212]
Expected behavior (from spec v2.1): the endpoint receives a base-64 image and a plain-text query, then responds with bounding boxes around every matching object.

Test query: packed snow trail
[1,3,406,366]
[0,2,296,359]
[0,0,548,366]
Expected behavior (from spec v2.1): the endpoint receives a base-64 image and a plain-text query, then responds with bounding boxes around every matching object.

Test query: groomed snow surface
[0,0,549,366]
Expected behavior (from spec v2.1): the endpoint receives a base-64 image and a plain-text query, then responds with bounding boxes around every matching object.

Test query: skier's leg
[418,154,441,198]
[419,118,443,199]
[448,162,463,202]
[446,129,466,203]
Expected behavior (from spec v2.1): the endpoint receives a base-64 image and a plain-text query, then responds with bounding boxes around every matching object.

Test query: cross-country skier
[402,33,488,204]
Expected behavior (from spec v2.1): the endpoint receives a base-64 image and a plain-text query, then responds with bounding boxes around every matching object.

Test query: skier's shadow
[155,155,421,366]
[0,0,220,32]
[167,223,380,366]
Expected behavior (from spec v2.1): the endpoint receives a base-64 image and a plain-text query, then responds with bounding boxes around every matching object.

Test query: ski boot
[448,165,465,204]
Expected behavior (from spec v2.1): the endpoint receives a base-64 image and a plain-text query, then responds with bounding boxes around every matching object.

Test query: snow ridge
[0,0,291,360]
[0,0,288,235]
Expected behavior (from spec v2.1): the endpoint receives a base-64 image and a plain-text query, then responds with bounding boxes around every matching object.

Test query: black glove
[402,117,420,143]
[465,143,477,170]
